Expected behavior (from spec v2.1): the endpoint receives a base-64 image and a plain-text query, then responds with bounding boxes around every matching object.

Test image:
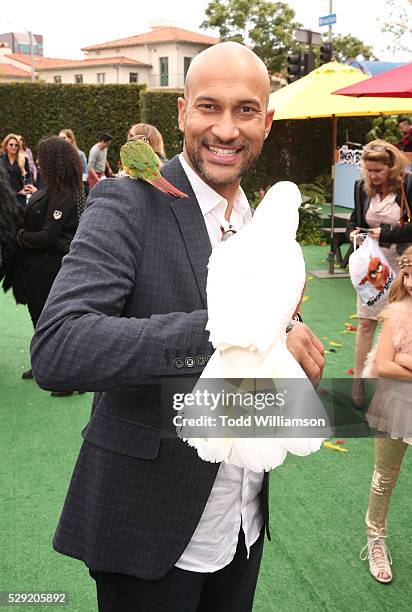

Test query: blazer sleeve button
[196,355,206,366]
[174,358,184,368]
[185,357,195,367]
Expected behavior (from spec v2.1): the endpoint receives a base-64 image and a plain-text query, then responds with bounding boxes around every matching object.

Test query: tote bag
[349,234,396,306]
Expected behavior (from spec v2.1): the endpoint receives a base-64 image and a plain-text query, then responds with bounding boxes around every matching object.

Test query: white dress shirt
[175,153,264,573]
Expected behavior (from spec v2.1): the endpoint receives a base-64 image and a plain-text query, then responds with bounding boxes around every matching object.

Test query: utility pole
[328,0,333,42]
[28,30,35,82]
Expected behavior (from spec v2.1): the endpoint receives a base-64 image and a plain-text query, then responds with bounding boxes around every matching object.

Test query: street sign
[294,28,322,45]
[319,13,337,27]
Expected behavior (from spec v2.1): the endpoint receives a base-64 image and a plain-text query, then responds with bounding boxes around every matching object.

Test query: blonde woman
[1,133,34,206]
[127,123,167,165]
[346,140,412,405]
[59,129,88,186]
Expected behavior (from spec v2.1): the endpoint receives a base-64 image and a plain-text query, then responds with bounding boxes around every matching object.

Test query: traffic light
[303,51,314,76]
[287,51,303,83]
[319,42,333,64]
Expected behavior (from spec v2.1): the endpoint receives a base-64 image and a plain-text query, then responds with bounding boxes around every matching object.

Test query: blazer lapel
[162,157,212,307]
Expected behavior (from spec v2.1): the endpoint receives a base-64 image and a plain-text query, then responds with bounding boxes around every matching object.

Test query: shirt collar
[179,153,250,218]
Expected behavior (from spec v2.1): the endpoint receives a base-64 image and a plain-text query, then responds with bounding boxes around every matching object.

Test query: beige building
[0,26,218,87]
[78,26,219,88]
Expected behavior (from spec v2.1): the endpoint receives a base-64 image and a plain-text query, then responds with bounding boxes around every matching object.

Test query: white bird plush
[180,181,329,472]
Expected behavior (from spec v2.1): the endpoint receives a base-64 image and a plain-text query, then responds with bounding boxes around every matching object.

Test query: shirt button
[196,355,206,366]
[185,357,195,368]
[174,358,184,369]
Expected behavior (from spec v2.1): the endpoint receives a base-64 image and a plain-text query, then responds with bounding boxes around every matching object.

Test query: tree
[366,116,402,143]
[200,0,301,73]
[330,34,376,63]
[379,0,412,53]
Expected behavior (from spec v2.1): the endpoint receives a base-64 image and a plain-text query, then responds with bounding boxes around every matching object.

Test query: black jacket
[17,186,78,254]
[346,173,412,245]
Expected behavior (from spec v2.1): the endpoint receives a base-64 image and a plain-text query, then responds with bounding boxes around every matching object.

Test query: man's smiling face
[178,44,273,194]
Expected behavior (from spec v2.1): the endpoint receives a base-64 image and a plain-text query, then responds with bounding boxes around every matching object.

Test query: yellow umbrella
[268,61,412,118]
[268,61,412,275]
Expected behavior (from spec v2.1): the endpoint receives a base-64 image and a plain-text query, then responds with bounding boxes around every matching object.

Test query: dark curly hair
[0,163,22,280]
[38,136,82,194]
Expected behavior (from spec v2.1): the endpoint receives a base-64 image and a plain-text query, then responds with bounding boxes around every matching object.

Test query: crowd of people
[1,41,412,609]
[0,124,167,395]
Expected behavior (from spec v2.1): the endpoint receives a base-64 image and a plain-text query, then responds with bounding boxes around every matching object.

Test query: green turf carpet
[1,245,411,611]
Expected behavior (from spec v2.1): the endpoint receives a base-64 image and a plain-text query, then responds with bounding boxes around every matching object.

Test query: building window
[97,72,106,84]
[129,72,139,83]
[53,75,62,83]
[159,57,168,86]
[184,57,192,80]
[75,74,83,83]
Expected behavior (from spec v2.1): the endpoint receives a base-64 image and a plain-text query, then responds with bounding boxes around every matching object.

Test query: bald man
[31,42,324,611]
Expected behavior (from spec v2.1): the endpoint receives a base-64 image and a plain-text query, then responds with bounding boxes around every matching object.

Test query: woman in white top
[346,140,412,405]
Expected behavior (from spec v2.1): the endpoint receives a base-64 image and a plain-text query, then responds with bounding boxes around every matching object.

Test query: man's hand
[286,321,324,385]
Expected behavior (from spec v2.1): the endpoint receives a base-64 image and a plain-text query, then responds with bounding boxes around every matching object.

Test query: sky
[2,0,411,62]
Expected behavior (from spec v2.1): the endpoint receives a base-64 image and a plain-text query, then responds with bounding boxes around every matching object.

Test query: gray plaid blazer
[31,156,269,580]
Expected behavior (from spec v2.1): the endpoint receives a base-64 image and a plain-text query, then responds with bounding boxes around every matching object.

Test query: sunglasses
[8,143,19,148]
[220,224,237,241]
[363,144,392,155]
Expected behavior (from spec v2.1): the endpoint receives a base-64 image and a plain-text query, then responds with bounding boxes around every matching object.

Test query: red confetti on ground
[347,325,357,332]
[347,368,354,375]
[335,440,346,445]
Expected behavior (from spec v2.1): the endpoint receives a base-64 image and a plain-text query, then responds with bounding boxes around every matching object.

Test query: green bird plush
[120,135,188,198]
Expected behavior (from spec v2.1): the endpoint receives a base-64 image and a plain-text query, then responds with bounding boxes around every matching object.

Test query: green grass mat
[1,245,411,611]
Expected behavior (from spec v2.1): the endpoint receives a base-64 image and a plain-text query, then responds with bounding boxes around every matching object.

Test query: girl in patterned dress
[360,247,412,583]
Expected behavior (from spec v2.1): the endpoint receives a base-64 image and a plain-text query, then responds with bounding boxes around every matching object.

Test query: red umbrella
[334,62,412,98]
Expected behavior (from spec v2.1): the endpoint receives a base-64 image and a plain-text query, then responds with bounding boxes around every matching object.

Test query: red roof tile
[0,62,31,78]
[6,54,73,69]
[82,26,219,52]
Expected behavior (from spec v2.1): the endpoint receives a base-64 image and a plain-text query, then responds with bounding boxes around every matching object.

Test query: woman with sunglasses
[1,133,34,207]
[346,140,412,406]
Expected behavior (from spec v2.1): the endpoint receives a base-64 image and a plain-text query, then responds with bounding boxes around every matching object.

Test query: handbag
[396,176,412,255]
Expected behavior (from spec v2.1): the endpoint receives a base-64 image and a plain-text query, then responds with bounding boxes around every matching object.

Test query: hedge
[0,82,373,196]
[0,82,145,167]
